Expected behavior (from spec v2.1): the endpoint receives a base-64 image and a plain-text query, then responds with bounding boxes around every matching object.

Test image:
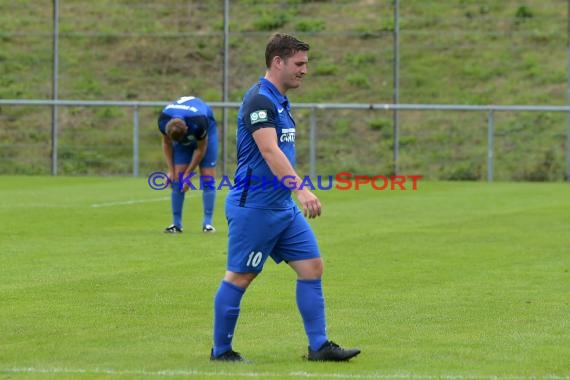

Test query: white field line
[1,367,568,379]
[91,196,175,208]
[1,197,172,209]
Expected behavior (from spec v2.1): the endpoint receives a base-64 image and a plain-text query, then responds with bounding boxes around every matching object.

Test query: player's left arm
[253,128,321,218]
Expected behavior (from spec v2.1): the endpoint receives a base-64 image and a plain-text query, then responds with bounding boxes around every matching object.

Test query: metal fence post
[222,0,230,177]
[222,110,229,178]
[393,0,400,176]
[133,105,140,177]
[567,108,570,181]
[487,109,495,182]
[567,0,570,181]
[309,108,317,178]
[50,0,60,176]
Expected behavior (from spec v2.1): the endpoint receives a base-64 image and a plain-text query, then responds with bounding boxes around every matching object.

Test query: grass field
[1,175,569,379]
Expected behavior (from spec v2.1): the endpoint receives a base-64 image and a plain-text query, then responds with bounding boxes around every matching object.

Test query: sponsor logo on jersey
[280,128,295,142]
[250,110,268,125]
[164,104,199,112]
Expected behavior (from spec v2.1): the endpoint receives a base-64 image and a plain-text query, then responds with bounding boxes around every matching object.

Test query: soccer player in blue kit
[158,96,218,233]
[210,33,361,362]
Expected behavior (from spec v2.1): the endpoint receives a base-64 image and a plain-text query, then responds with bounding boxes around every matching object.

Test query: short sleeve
[157,112,170,135]
[242,94,277,134]
[185,115,209,141]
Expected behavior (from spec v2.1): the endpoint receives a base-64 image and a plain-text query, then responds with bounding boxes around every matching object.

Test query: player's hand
[167,170,176,187]
[295,188,321,219]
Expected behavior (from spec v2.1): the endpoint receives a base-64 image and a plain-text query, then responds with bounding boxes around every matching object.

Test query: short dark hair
[265,33,310,68]
[165,118,188,142]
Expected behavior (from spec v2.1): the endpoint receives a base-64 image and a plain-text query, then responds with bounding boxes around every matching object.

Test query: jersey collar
[259,77,290,110]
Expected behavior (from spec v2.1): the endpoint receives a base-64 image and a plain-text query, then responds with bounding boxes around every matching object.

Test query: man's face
[280,50,308,91]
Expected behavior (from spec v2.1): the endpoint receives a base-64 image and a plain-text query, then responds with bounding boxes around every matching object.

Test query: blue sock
[213,280,245,357]
[296,279,328,351]
[170,180,185,228]
[202,183,216,226]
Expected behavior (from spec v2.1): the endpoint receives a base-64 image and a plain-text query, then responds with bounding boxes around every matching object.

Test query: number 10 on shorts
[246,251,263,268]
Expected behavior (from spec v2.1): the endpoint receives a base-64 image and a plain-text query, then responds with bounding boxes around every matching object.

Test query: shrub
[515,5,533,20]
[253,13,289,31]
[295,19,326,33]
[313,63,338,76]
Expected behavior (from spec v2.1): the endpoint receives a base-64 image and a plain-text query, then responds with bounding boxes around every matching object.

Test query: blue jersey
[226,78,296,209]
[157,96,216,147]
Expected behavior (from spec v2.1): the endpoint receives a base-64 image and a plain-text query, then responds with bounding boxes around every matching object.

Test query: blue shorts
[225,203,321,273]
[172,128,218,168]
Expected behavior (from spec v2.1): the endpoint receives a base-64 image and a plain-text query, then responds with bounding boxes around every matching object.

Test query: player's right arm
[158,112,176,183]
[162,134,175,182]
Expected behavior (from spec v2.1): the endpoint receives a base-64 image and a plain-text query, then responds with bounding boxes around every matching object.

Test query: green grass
[1,176,569,379]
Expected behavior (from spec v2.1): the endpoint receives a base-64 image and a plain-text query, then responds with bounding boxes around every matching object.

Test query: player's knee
[292,257,323,279]
[201,176,216,191]
[200,167,216,177]
[312,259,324,278]
[224,271,257,289]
